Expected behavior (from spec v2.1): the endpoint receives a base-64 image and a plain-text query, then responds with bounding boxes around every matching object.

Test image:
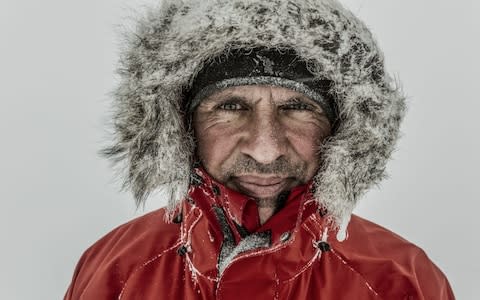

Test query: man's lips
[233,175,288,198]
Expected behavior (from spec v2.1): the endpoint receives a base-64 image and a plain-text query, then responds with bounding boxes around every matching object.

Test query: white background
[0,0,478,299]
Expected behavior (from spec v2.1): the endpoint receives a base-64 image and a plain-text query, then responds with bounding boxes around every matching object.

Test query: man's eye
[217,103,244,110]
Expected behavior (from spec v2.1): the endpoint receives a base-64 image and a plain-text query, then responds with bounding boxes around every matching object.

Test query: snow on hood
[102,0,406,240]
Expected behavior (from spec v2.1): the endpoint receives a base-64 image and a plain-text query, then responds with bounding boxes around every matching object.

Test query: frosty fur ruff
[103,0,406,240]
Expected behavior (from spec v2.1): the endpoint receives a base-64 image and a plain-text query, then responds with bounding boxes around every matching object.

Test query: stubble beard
[221,155,308,210]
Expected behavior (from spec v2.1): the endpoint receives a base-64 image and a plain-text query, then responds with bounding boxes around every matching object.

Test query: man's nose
[240,110,287,164]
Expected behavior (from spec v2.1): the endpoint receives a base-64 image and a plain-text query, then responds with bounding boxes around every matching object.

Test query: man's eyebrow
[283,96,306,102]
[210,94,247,104]
[283,96,317,105]
[282,96,325,111]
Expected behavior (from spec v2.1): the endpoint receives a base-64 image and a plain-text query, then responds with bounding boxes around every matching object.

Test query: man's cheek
[287,130,322,157]
[199,137,237,169]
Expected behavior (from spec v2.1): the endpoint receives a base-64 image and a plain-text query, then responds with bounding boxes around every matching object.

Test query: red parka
[65,169,454,299]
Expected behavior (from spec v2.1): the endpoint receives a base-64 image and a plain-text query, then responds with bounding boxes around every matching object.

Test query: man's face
[193,85,331,202]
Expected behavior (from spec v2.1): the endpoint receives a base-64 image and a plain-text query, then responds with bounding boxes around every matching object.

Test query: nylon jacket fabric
[65,170,454,299]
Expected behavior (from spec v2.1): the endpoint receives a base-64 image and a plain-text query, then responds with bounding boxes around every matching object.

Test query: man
[65,0,454,299]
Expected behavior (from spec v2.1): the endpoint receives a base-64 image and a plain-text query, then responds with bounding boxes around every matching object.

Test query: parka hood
[103,0,406,239]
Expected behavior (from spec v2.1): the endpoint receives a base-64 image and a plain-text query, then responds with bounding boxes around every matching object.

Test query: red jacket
[65,169,454,299]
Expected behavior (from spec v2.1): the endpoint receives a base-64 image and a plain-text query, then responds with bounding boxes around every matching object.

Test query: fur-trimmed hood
[103,0,405,239]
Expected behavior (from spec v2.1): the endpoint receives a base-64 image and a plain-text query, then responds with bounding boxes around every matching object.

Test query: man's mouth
[233,175,289,199]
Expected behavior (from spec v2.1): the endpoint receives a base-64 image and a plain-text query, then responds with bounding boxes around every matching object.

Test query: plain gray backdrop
[1,0,478,299]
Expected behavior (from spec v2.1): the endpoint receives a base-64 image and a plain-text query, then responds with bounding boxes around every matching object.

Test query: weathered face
[193,85,331,201]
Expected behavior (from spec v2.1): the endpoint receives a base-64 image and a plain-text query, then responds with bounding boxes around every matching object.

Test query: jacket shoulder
[80,207,180,262]
[334,215,455,299]
[65,208,181,299]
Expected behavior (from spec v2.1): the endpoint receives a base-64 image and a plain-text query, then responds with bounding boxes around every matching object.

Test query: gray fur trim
[103,0,406,233]
[213,206,237,270]
[213,206,271,274]
[218,231,271,275]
